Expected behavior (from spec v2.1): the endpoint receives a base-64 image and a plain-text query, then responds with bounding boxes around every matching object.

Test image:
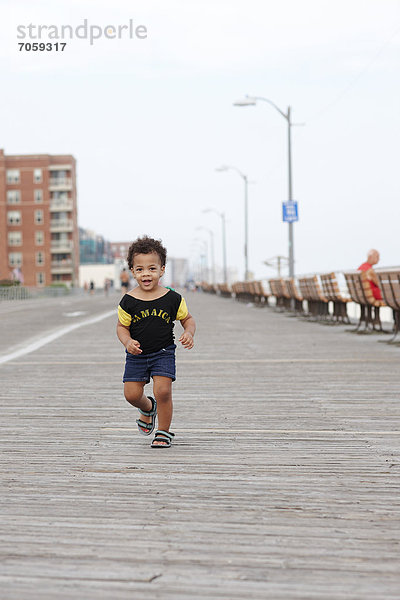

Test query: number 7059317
[18,42,66,51]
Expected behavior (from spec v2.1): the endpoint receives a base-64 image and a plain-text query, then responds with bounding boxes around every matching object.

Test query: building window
[9,252,22,267]
[51,170,67,180]
[36,252,45,266]
[8,231,22,246]
[36,272,45,286]
[34,210,44,224]
[6,169,20,184]
[34,168,42,183]
[51,191,68,199]
[7,190,21,204]
[7,210,22,225]
[34,189,43,203]
[35,231,44,245]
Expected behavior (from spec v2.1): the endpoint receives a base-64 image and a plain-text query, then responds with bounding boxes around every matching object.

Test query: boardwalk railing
[0,285,75,301]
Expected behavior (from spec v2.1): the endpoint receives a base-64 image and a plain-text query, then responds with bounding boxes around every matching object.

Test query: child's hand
[125,339,142,354]
[179,331,194,349]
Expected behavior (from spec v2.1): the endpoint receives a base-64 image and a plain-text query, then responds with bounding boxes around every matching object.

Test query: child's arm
[178,313,196,349]
[116,321,142,354]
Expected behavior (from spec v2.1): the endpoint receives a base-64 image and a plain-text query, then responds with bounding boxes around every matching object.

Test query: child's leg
[124,382,153,422]
[152,376,173,434]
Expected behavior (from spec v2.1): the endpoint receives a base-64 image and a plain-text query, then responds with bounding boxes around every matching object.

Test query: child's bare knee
[124,383,145,403]
[154,383,171,402]
[125,392,139,403]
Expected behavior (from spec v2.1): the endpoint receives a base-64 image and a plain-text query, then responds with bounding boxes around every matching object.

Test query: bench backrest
[320,272,343,301]
[376,271,400,310]
[343,272,364,304]
[298,275,327,302]
[217,283,232,294]
[232,282,244,295]
[269,278,286,298]
[284,278,302,301]
[248,281,258,296]
[254,280,267,296]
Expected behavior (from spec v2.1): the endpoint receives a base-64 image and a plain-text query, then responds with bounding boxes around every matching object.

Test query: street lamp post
[234,96,299,278]
[193,238,209,283]
[216,165,250,281]
[203,208,227,284]
[196,226,215,284]
[190,248,204,283]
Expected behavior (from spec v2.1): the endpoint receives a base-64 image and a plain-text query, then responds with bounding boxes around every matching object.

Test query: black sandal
[136,396,157,436]
[151,430,175,448]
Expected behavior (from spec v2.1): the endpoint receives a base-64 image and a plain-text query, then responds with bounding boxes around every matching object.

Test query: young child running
[116,236,196,448]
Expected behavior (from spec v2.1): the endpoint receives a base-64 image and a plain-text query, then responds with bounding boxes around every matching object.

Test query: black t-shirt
[118,289,188,354]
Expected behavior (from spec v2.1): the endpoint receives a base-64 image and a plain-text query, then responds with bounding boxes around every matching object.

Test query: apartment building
[80,227,114,264]
[110,241,131,262]
[0,149,79,287]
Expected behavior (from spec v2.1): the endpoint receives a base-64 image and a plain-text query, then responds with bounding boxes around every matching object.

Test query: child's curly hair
[127,236,167,269]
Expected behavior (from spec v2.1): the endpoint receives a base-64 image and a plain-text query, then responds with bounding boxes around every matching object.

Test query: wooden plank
[0,291,399,599]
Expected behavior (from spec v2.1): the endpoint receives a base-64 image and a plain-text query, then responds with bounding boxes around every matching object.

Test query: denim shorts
[123,344,176,383]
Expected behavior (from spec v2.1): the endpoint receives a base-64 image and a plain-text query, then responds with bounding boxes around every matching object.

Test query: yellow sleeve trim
[176,297,189,321]
[118,305,132,327]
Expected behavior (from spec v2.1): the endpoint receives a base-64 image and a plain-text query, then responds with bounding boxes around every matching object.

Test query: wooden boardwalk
[0,291,399,599]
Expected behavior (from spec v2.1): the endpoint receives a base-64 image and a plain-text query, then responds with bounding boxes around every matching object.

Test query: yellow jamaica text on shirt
[133,307,171,324]
[118,295,188,328]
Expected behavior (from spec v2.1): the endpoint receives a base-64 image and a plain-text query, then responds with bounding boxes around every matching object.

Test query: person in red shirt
[358,249,382,300]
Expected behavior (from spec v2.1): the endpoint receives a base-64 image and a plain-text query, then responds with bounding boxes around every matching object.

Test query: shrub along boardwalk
[0,290,399,599]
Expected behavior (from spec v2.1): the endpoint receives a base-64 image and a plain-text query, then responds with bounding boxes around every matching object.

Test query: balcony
[51,240,73,252]
[50,219,74,232]
[49,177,73,191]
[51,259,74,274]
[49,164,73,171]
[50,199,73,212]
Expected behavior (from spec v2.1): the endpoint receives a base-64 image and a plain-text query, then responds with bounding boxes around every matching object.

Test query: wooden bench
[343,271,366,330]
[283,278,304,313]
[247,281,258,304]
[320,272,351,324]
[232,281,248,302]
[250,280,269,306]
[298,275,329,319]
[360,270,387,331]
[376,269,400,342]
[268,278,290,310]
[231,281,240,299]
[232,281,269,305]
[343,271,386,332]
[216,283,233,298]
[200,282,217,294]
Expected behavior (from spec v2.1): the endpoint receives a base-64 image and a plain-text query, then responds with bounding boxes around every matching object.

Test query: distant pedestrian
[104,278,110,296]
[116,236,196,448]
[89,280,95,295]
[120,269,130,292]
[358,249,382,300]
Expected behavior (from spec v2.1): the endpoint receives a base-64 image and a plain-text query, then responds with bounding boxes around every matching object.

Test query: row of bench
[200,269,400,343]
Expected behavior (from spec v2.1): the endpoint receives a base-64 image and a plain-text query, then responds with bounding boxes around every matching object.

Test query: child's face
[131,252,165,292]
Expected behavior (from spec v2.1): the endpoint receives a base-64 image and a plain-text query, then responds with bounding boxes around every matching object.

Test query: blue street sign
[282,200,299,223]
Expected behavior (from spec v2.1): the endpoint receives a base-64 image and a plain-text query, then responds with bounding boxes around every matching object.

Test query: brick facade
[110,241,131,261]
[0,149,79,287]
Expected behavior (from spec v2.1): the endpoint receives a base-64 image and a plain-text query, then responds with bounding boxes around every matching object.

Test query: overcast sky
[2,0,400,278]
